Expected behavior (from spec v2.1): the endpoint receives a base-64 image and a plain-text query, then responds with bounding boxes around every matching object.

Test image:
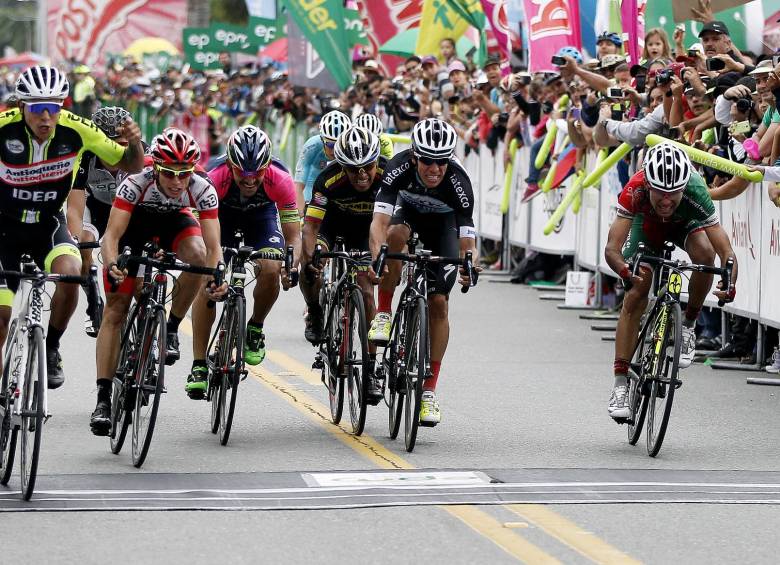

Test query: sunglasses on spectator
[26,102,62,114]
[230,161,267,179]
[416,156,449,166]
[155,164,195,179]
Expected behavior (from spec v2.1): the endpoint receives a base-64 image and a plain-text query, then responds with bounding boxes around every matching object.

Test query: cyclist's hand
[459,264,483,287]
[205,280,228,300]
[305,261,322,281]
[117,118,142,145]
[713,281,736,303]
[368,263,386,285]
[281,267,299,290]
[107,262,127,287]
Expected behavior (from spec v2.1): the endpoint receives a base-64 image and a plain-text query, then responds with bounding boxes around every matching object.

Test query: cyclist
[368,118,477,425]
[91,128,226,435]
[293,110,351,211]
[67,106,138,337]
[300,126,387,402]
[0,66,143,390]
[186,125,301,398]
[604,143,738,421]
[354,113,394,160]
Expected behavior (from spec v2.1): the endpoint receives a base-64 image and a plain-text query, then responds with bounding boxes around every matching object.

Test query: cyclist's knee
[387,224,410,251]
[428,294,448,320]
[177,236,207,265]
[687,239,715,266]
[51,254,81,277]
[103,295,131,325]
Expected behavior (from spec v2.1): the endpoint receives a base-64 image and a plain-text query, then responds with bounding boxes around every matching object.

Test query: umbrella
[123,37,179,60]
[0,52,47,70]
[259,38,287,62]
[379,28,474,58]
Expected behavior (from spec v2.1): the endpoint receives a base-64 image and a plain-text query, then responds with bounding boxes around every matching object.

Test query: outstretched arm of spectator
[667,77,686,129]
[593,103,619,147]
[760,123,779,158]
[472,90,500,117]
[709,175,750,200]
[690,111,716,141]
[567,111,590,149]
[572,65,611,94]
[690,0,714,22]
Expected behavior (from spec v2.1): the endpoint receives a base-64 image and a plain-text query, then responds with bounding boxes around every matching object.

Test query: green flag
[182,27,223,70]
[344,8,368,47]
[447,0,488,66]
[248,15,288,49]
[281,0,352,89]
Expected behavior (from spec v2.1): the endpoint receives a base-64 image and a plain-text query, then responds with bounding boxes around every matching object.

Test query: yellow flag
[415,0,475,59]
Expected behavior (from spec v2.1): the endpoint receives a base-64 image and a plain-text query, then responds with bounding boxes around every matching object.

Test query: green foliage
[210,0,249,25]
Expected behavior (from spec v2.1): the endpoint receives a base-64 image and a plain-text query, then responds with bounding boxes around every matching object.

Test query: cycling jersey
[294,135,330,202]
[0,108,125,223]
[114,166,218,219]
[617,169,719,258]
[306,157,387,251]
[374,148,476,239]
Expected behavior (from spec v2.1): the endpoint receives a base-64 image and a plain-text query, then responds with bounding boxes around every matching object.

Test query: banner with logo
[183,18,287,69]
[760,190,780,326]
[287,18,341,92]
[183,28,224,70]
[282,0,352,89]
[355,0,421,75]
[480,0,514,59]
[47,0,188,67]
[415,0,477,59]
[521,0,581,72]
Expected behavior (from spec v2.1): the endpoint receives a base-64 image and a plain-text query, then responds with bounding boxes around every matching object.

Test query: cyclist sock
[683,306,700,326]
[425,361,442,392]
[96,379,112,403]
[248,320,263,330]
[167,313,183,334]
[378,289,393,313]
[46,324,65,351]
[192,359,207,372]
[613,358,629,388]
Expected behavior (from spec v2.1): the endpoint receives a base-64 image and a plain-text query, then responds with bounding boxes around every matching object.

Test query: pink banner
[47,0,188,68]
[480,0,514,60]
[522,0,581,72]
[356,0,422,75]
[621,0,642,65]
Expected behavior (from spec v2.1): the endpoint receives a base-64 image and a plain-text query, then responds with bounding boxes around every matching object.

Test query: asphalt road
[3,272,780,564]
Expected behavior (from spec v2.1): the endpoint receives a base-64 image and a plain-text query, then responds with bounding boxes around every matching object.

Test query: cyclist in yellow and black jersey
[0,66,144,390]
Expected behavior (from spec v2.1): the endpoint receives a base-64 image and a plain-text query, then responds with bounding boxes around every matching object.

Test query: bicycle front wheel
[324,295,344,424]
[627,314,652,445]
[131,308,166,468]
[386,311,404,440]
[111,303,138,455]
[404,297,427,453]
[0,319,20,486]
[646,301,682,457]
[218,295,245,446]
[346,288,369,436]
[20,326,45,500]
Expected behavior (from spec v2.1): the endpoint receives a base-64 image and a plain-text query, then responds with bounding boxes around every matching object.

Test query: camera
[569,107,581,120]
[607,87,624,99]
[729,120,751,135]
[706,58,726,72]
[687,49,700,58]
[497,112,510,126]
[735,98,753,113]
[551,55,566,66]
[656,69,673,85]
[516,72,532,86]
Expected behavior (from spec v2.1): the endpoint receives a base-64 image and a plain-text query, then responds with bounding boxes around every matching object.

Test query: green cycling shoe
[186,365,209,400]
[244,323,266,366]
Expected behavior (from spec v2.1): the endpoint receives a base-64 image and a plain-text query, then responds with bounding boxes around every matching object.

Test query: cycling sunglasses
[230,161,268,179]
[416,155,449,166]
[26,102,62,114]
[322,137,337,149]
[342,161,377,175]
[155,164,195,179]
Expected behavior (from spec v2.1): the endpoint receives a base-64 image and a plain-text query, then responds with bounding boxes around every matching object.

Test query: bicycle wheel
[646,301,682,457]
[324,292,344,424]
[404,297,427,453]
[0,319,19,486]
[209,307,227,435]
[131,308,166,468]
[20,327,45,500]
[345,288,369,435]
[386,312,404,440]
[627,316,652,445]
[110,304,138,455]
[218,295,245,446]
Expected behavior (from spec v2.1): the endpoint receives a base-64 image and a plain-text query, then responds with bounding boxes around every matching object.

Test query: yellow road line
[265,349,322,386]
[507,505,642,565]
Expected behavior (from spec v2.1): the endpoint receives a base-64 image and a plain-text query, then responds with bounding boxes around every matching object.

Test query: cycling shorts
[105,208,201,294]
[0,211,80,306]
[83,194,112,241]
[622,215,706,260]
[219,203,285,253]
[317,209,371,253]
[390,201,459,296]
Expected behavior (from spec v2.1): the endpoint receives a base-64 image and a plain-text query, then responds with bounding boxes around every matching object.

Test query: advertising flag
[521,0,582,72]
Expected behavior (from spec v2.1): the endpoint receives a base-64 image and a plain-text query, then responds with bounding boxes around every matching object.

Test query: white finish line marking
[302,470,493,488]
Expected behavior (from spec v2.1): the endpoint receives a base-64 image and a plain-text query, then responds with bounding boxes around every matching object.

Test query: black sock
[248,320,263,330]
[167,313,183,334]
[96,379,112,403]
[46,325,65,350]
[192,359,207,370]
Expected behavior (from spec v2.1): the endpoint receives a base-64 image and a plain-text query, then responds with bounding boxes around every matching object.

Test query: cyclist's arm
[294,182,306,214]
[101,206,132,269]
[301,219,320,265]
[369,212,391,260]
[281,220,302,271]
[704,223,738,285]
[66,188,86,241]
[605,216,633,277]
[199,216,224,268]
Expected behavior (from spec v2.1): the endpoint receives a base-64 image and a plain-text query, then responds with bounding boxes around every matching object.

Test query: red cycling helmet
[150,128,200,165]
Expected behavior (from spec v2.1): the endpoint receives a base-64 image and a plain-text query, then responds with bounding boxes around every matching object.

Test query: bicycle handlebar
[220,245,298,290]
[77,241,101,250]
[372,244,479,293]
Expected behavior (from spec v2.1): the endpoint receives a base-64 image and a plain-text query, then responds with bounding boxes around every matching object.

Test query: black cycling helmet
[227,125,273,172]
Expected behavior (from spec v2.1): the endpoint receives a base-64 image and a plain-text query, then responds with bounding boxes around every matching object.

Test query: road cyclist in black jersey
[368,118,479,426]
[0,66,144,392]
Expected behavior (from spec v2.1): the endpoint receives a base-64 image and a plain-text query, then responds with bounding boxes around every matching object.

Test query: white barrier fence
[466,140,780,329]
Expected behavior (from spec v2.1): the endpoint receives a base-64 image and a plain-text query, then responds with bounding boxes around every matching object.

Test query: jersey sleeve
[452,167,476,239]
[265,165,299,224]
[114,174,143,212]
[305,170,330,224]
[192,177,219,220]
[616,171,645,219]
[684,171,718,227]
[374,152,411,216]
[294,136,317,183]
[73,152,93,189]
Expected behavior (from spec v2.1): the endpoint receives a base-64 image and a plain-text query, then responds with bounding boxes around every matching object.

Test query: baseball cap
[698,20,730,37]
[482,56,501,70]
[749,59,774,75]
[600,54,626,69]
[597,31,623,47]
[475,72,489,86]
[363,59,379,70]
[544,72,562,86]
[421,55,438,66]
[630,61,649,77]
[448,60,467,74]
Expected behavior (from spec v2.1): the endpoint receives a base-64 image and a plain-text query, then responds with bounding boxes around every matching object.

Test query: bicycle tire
[0,319,19,485]
[219,295,245,446]
[131,308,166,468]
[209,307,227,435]
[627,315,653,445]
[646,301,682,457]
[404,297,427,453]
[346,288,369,436]
[386,311,404,440]
[325,290,344,425]
[110,303,139,455]
[20,326,45,500]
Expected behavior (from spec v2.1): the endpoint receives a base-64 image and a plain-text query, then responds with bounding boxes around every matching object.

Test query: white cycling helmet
[411,118,457,159]
[334,126,380,168]
[319,110,352,141]
[644,143,692,192]
[15,66,69,101]
[354,113,383,137]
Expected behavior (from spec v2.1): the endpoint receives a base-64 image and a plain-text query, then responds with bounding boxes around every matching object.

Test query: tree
[210,0,249,25]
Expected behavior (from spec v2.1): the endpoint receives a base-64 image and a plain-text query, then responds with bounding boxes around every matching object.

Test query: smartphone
[730,120,751,135]
[607,86,624,99]
[570,107,581,120]
[706,58,726,72]
[551,55,566,66]
[516,72,532,85]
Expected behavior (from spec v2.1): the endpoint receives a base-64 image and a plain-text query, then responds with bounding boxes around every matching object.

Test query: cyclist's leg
[370,208,409,343]
[167,211,207,328]
[682,227,716,322]
[0,236,17,372]
[300,209,334,308]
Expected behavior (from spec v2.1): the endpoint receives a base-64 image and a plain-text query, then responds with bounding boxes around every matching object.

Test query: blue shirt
[294,134,330,202]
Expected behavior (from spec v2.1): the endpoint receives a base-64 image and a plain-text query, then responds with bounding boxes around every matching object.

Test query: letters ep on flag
[522,0,582,72]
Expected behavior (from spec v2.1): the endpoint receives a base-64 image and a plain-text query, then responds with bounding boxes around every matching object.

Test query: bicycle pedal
[240,370,248,382]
